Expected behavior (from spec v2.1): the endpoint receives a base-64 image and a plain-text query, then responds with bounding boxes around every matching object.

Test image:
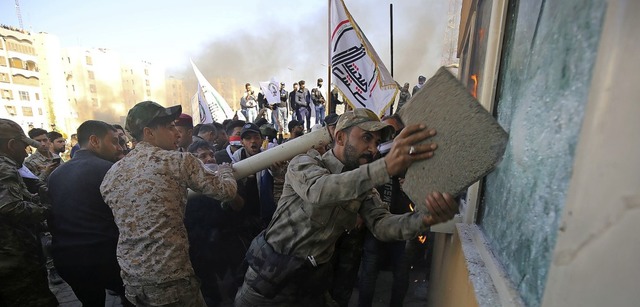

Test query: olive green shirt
[265,149,428,264]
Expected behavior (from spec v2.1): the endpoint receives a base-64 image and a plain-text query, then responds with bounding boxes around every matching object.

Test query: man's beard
[343,141,373,170]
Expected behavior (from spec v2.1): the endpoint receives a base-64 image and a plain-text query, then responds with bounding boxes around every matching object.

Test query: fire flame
[409,203,427,244]
[470,74,478,98]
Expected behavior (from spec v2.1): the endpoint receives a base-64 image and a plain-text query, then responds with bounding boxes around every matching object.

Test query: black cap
[254,118,268,128]
[324,113,339,126]
[288,120,302,132]
[240,123,261,139]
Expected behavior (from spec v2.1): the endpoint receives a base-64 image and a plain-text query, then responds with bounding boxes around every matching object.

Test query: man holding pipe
[101,101,237,306]
[235,108,459,306]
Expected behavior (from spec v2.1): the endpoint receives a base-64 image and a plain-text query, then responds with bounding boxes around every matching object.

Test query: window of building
[1,89,13,100]
[86,56,93,65]
[89,84,96,93]
[38,107,43,115]
[0,56,6,66]
[87,70,95,80]
[145,79,150,86]
[35,93,40,100]
[144,68,149,76]
[21,106,33,117]
[5,105,17,116]
[9,58,23,69]
[18,91,30,101]
[0,72,9,82]
[146,89,151,96]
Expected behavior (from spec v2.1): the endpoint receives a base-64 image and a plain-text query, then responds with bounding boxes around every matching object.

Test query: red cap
[175,113,193,127]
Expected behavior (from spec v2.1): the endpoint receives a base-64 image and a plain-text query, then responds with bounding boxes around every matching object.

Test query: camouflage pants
[0,263,58,307]
[124,276,206,307]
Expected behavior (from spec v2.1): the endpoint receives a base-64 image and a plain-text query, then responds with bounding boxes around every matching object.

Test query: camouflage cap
[335,108,395,141]
[0,118,41,147]
[125,101,182,137]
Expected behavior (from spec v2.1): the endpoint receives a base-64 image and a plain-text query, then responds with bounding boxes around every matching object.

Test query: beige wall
[428,232,479,307]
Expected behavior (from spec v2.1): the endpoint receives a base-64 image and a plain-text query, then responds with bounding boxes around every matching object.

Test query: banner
[191,84,214,124]
[191,60,235,122]
[259,78,281,105]
[330,0,398,116]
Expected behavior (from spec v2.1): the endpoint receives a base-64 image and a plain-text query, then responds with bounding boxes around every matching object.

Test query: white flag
[330,0,398,116]
[191,60,235,122]
[259,78,281,105]
[191,84,214,124]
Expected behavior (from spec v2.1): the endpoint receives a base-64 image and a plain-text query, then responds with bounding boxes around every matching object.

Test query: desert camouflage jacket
[100,142,237,286]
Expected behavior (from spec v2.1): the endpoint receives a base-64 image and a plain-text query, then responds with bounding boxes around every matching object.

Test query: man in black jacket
[48,120,131,306]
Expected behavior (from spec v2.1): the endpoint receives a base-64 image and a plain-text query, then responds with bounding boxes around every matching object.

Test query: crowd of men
[0,74,459,307]
[239,78,343,134]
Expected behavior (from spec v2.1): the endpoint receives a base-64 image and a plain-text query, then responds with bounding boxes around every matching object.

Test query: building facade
[0,26,48,132]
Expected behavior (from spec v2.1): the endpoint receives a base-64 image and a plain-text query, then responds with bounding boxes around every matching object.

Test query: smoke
[176,0,448,108]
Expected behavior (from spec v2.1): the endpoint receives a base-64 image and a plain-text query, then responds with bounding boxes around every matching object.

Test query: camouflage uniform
[100,141,237,304]
[23,150,55,181]
[0,119,58,306]
[100,101,237,307]
[236,149,428,306]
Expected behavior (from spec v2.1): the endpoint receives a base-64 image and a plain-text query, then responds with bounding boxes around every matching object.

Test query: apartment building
[166,76,190,115]
[0,26,48,132]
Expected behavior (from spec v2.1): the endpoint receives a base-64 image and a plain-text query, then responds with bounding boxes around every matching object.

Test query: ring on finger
[409,145,416,155]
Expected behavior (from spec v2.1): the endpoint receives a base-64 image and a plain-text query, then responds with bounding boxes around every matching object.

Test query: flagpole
[389,2,395,115]
[327,0,332,104]
[390,3,394,77]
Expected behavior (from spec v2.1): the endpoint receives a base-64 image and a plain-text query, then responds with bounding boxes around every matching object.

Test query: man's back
[48,150,118,264]
[101,142,236,285]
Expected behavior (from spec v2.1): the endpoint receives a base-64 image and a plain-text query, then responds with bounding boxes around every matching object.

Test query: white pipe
[232,127,333,179]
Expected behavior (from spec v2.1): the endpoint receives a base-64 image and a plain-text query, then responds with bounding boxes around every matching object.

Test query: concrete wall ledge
[457,223,525,307]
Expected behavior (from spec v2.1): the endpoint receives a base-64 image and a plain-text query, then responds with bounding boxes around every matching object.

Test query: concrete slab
[398,67,508,208]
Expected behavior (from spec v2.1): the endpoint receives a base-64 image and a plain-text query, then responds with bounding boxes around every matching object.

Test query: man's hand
[422,192,459,226]
[44,161,60,175]
[384,124,437,176]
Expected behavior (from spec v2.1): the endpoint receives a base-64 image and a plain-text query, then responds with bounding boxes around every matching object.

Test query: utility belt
[245,231,332,299]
